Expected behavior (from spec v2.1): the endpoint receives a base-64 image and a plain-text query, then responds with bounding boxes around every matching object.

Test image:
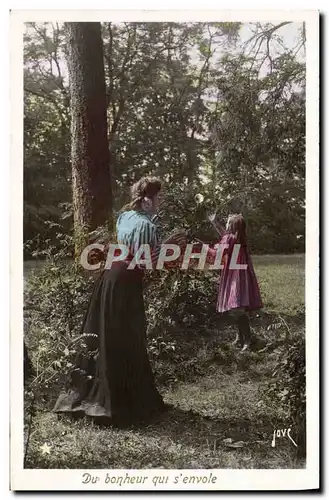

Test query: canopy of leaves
[24,21,305,256]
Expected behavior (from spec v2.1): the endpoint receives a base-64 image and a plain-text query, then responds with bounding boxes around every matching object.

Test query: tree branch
[51,22,67,96]
[32,23,68,97]
[244,22,292,52]
[190,28,214,140]
[243,22,294,75]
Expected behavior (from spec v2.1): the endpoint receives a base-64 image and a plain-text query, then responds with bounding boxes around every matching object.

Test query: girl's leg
[238,313,252,351]
[229,309,245,347]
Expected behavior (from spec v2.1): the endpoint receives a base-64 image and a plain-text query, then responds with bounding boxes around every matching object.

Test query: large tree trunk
[65,22,112,252]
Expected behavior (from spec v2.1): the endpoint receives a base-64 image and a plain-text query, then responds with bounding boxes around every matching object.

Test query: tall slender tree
[65,22,112,250]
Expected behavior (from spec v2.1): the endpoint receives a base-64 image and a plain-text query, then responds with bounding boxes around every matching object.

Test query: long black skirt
[53,262,165,425]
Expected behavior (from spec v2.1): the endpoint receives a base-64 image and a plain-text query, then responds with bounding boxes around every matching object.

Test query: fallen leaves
[223,437,246,449]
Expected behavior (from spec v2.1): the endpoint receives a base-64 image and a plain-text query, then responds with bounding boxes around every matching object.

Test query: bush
[145,269,219,338]
[25,262,94,392]
[263,323,306,458]
[24,225,98,396]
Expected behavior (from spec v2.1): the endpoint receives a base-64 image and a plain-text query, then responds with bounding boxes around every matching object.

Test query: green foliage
[24,219,119,389]
[146,270,218,338]
[157,183,223,242]
[25,264,93,389]
[24,22,305,256]
[24,227,95,393]
[262,324,306,457]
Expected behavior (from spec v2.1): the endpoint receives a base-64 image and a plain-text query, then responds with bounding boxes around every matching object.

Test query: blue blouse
[116,210,161,265]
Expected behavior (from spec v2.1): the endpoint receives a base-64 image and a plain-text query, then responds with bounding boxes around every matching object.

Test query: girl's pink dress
[208,233,263,313]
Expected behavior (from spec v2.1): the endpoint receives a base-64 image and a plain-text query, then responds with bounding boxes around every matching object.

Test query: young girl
[208,213,263,351]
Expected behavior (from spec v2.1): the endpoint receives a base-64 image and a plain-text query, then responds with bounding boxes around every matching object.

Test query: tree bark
[65,22,112,251]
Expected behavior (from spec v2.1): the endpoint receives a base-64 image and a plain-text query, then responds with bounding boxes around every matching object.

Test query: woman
[54,177,186,425]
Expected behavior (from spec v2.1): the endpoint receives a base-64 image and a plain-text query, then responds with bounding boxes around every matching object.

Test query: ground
[24,254,305,469]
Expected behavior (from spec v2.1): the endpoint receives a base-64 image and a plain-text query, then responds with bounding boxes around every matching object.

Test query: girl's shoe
[241,343,251,352]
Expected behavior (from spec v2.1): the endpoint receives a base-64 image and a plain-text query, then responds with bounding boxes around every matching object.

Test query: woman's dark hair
[122,177,162,211]
[227,214,247,245]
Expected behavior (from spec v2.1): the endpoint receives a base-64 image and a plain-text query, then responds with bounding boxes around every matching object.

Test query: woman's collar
[136,209,154,222]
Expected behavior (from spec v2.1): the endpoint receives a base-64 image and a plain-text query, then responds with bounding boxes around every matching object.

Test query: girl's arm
[192,234,231,267]
[216,223,226,237]
[208,213,226,238]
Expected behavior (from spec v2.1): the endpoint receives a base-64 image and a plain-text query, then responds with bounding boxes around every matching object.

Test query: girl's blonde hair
[121,177,162,211]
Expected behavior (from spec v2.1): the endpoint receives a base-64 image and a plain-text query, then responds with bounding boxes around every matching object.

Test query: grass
[25,360,303,469]
[24,254,305,470]
[26,393,301,470]
[254,254,305,317]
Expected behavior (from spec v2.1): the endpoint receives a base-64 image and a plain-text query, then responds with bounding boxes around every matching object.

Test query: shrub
[25,260,94,393]
[262,323,306,458]
[145,269,219,338]
[24,226,101,394]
